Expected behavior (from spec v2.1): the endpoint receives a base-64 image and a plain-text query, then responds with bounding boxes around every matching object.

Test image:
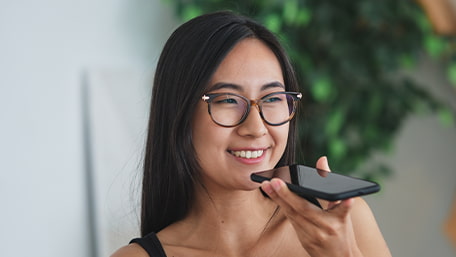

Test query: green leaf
[296,8,312,26]
[438,108,455,127]
[311,76,332,102]
[283,0,299,25]
[367,93,382,119]
[182,5,203,21]
[425,35,446,58]
[329,138,347,159]
[282,0,311,26]
[414,11,433,33]
[447,62,456,87]
[325,109,345,137]
[364,125,378,141]
[399,54,415,69]
[264,13,282,33]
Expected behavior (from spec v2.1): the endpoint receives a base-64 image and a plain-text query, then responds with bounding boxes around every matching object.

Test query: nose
[236,105,268,137]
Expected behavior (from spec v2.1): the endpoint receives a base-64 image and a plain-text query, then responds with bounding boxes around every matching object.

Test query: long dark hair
[141,11,300,236]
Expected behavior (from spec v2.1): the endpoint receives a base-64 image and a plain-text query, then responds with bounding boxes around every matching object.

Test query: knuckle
[306,231,328,250]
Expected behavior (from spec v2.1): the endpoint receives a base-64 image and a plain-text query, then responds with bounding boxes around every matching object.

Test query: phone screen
[251,165,380,201]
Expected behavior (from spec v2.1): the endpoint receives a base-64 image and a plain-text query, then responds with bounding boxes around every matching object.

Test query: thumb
[316,156,331,171]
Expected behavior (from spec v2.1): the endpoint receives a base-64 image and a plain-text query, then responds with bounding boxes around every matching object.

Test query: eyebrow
[206,81,285,93]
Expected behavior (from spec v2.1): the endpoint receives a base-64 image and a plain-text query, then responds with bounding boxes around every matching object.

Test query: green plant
[164,0,455,180]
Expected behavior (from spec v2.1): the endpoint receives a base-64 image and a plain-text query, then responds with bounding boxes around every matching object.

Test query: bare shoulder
[351,197,392,257]
[350,197,380,232]
[350,197,379,226]
[111,243,149,257]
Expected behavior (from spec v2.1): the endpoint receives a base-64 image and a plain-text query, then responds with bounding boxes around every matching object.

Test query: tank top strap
[129,232,167,257]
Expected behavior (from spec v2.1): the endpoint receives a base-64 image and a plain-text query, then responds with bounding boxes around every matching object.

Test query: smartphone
[251,164,380,205]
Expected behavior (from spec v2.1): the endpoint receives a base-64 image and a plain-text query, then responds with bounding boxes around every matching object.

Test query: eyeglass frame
[201,91,302,128]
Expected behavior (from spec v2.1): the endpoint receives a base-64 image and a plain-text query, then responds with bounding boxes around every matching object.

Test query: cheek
[191,120,233,175]
[271,125,290,157]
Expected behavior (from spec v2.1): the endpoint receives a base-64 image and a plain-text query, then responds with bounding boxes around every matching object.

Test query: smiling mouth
[229,150,264,159]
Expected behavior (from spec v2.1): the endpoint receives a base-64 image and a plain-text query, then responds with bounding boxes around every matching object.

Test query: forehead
[207,38,284,93]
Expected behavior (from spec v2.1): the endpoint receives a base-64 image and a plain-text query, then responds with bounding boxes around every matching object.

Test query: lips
[229,149,264,159]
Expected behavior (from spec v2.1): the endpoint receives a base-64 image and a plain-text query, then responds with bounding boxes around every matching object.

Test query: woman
[112,11,391,257]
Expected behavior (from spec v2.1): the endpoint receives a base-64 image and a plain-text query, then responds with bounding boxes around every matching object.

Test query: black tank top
[130,232,167,257]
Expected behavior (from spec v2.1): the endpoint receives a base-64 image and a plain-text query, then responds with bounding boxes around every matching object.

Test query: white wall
[85,69,154,256]
[0,1,175,256]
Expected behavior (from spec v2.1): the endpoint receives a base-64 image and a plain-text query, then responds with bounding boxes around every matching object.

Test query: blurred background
[1,0,455,256]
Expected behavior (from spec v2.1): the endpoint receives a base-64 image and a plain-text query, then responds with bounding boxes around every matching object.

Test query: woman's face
[192,38,289,192]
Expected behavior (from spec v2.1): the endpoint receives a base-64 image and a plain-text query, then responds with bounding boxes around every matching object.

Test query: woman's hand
[260,157,363,257]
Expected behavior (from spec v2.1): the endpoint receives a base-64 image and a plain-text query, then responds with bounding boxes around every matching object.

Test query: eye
[264,97,282,103]
[214,97,238,105]
[263,94,285,103]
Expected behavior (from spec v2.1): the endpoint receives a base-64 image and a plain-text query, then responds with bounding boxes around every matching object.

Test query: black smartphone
[251,164,380,206]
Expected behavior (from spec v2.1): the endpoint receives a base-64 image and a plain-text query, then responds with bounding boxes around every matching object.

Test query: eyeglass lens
[209,93,296,127]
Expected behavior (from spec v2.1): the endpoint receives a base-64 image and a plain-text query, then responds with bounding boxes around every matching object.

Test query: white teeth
[230,150,264,159]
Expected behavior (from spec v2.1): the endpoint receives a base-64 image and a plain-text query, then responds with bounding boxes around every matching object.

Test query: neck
[177,183,280,254]
[194,184,272,224]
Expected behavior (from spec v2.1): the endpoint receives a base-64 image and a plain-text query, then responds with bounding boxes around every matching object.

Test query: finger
[315,156,331,208]
[326,200,341,210]
[260,180,297,213]
[262,178,327,239]
[327,198,355,219]
[316,156,330,171]
[260,179,286,202]
[265,178,321,212]
[261,179,294,206]
[260,180,275,197]
[266,179,348,245]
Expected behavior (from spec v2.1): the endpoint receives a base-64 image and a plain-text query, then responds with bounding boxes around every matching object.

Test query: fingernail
[271,180,282,191]
[261,182,273,194]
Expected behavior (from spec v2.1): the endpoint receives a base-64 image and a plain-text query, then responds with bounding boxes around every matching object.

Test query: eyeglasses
[201,91,302,127]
